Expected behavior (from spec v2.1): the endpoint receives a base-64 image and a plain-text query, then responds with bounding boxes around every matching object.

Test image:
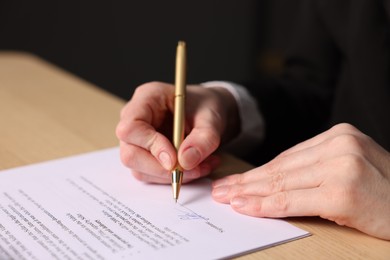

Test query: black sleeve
[243,0,339,165]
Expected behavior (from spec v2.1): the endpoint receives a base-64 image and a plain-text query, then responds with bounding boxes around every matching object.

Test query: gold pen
[172,41,186,203]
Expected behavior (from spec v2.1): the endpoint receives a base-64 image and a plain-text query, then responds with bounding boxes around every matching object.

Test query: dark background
[0,0,299,100]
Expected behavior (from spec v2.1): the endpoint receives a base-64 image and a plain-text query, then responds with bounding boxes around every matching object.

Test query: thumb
[178,126,221,170]
[176,86,228,170]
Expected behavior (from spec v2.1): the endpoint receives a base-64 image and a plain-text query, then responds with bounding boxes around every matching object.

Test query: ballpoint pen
[172,41,186,203]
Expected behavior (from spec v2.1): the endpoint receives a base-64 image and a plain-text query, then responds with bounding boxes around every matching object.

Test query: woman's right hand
[116,81,240,184]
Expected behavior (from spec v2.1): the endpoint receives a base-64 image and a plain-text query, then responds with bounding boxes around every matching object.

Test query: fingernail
[159,151,172,170]
[181,147,201,169]
[212,186,229,198]
[231,197,246,208]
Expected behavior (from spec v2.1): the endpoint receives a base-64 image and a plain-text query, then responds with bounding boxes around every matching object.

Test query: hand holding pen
[115,56,236,187]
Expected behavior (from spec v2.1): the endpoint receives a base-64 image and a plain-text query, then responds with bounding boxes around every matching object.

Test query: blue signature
[175,203,209,221]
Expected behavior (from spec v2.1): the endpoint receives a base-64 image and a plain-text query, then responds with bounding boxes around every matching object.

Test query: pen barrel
[173,41,186,153]
[175,41,186,96]
[172,41,186,200]
[173,95,185,151]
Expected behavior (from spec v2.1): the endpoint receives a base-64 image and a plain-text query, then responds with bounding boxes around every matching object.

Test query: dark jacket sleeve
[243,0,390,165]
[243,1,338,164]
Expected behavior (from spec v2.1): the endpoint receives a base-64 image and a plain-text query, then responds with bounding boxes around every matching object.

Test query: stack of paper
[0,148,309,259]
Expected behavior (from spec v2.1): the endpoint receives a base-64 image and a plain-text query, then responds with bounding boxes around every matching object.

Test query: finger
[212,161,327,204]
[213,130,372,189]
[116,82,177,170]
[228,189,387,237]
[131,170,200,184]
[212,143,323,188]
[211,143,326,188]
[177,86,225,170]
[212,124,365,188]
[119,141,170,178]
[117,121,176,170]
[129,154,221,184]
[131,165,210,184]
[120,82,174,125]
[179,126,221,170]
[131,170,170,184]
[229,189,325,218]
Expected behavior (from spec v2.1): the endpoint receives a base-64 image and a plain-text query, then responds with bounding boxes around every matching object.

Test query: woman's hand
[116,81,239,184]
[212,123,390,240]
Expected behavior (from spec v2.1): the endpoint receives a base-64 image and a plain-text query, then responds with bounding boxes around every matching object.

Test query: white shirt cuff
[201,81,265,157]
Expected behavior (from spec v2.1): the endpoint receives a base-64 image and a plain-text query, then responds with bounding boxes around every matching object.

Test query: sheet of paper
[0,148,309,259]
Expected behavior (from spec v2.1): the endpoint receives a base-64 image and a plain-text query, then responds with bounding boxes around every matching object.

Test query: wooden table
[0,52,389,259]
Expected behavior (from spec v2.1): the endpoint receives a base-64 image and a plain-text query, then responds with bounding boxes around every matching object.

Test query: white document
[0,148,309,259]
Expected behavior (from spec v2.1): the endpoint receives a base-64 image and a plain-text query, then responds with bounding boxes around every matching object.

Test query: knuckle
[269,172,286,193]
[235,173,246,185]
[135,82,156,92]
[331,122,358,133]
[223,173,244,185]
[147,81,165,87]
[133,81,168,100]
[120,146,138,169]
[329,133,365,154]
[223,174,237,185]
[115,121,128,140]
[263,159,281,176]
[232,184,245,196]
[234,196,265,217]
[248,201,264,217]
[198,128,221,153]
[145,132,159,154]
[132,84,146,97]
[208,108,224,129]
[338,153,367,176]
[143,81,172,93]
[272,192,289,213]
